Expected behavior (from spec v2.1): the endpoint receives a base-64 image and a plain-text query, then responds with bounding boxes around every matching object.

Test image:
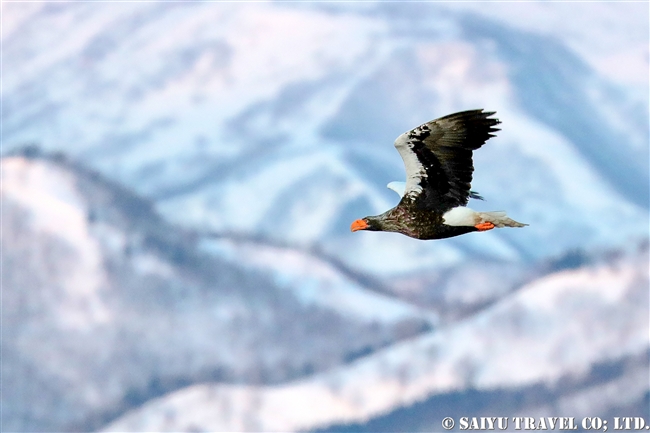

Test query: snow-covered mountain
[2,2,648,431]
[3,1,648,277]
[1,154,430,432]
[103,245,650,432]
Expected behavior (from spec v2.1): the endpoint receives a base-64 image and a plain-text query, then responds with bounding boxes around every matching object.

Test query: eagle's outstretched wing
[393,109,500,212]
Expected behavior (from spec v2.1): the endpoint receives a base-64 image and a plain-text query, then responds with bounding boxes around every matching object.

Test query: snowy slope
[102,247,649,431]
[199,237,439,325]
[440,2,649,89]
[0,154,430,432]
[2,2,648,277]
[3,4,649,430]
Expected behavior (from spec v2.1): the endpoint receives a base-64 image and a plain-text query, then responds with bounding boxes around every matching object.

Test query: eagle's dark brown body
[368,198,478,240]
[350,109,527,240]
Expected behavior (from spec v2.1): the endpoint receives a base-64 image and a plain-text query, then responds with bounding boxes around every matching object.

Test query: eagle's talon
[475,222,495,231]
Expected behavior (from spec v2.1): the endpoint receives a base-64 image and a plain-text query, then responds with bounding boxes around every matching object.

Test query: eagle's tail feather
[478,211,528,228]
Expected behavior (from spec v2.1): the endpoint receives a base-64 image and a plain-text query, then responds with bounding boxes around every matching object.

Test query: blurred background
[2,1,649,431]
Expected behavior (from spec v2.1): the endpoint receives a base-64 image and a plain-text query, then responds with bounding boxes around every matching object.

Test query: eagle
[350,109,527,240]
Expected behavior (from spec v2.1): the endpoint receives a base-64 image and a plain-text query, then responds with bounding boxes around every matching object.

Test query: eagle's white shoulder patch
[393,131,427,198]
[387,181,406,198]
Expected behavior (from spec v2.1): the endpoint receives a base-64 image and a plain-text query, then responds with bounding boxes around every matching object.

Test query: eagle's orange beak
[350,219,369,232]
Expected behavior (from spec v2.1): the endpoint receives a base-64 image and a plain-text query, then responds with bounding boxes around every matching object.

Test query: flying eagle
[350,109,527,240]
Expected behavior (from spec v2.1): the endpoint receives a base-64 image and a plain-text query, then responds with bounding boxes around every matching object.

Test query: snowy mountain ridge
[3,1,648,277]
[2,2,648,431]
[0,154,431,432]
[5,149,646,432]
[103,245,649,432]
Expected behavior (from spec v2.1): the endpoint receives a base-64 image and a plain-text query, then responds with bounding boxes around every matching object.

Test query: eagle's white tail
[442,207,527,228]
[477,211,527,228]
